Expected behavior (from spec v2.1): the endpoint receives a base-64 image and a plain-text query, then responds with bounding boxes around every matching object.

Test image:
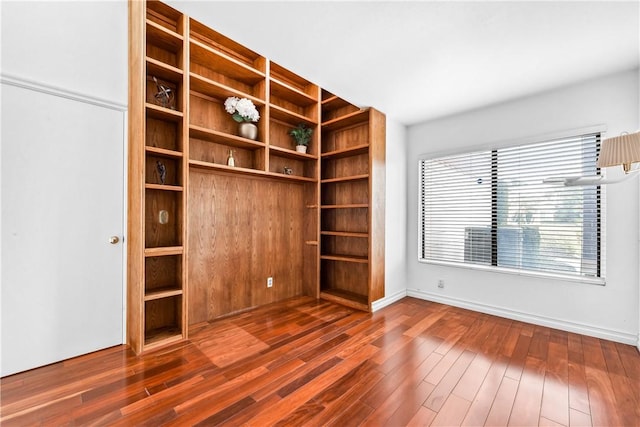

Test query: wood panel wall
[188,171,307,322]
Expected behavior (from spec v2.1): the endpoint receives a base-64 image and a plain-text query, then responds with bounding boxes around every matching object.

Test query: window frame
[417,129,607,286]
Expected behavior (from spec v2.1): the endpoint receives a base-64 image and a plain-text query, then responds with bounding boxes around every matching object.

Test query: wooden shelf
[321,231,368,238]
[270,61,317,95]
[147,1,183,34]
[321,144,369,160]
[269,62,318,123]
[266,172,316,182]
[270,104,316,125]
[320,254,368,264]
[322,109,369,130]
[321,95,351,109]
[131,1,190,355]
[144,326,183,347]
[146,20,183,52]
[190,18,265,71]
[190,40,265,85]
[146,146,183,158]
[320,289,368,311]
[146,57,183,82]
[269,145,317,160]
[305,241,319,246]
[189,159,263,175]
[145,288,183,301]
[270,78,317,107]
[320,204,368,209]
[189,124,266,149]
[190,73,265,106]
[320,90,361,123]
[144,246,183,257]
[189,159,316,183]
[146,103,183,121]
[319,102,383,314]
[145,183,183,191]
[321,174,369,184]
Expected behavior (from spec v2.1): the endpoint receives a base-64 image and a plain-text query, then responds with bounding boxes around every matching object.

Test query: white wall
[375,118,408,310]
[406,69,640,345]
[1,1,128,105]
[1,1,128,371]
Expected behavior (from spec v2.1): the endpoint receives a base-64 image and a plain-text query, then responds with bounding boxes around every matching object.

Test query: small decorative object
[158,210,169,225]
[156,160,167,185]
[152,77,174,109]
[289,123,313,154]
[227,149,235,167]
[224,96,260,140]
[283,166,293,175]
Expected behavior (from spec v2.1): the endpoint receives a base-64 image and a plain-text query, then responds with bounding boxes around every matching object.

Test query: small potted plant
[289,123,313,153]
[224,96,260,140]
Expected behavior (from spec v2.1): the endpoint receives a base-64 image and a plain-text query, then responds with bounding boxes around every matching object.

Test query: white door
[1,83,125,377]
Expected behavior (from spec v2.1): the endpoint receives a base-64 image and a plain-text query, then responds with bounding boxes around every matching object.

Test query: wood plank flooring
[1,296,639,426]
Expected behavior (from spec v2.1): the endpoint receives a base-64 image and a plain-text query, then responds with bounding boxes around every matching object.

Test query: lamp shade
[596,131,640,172]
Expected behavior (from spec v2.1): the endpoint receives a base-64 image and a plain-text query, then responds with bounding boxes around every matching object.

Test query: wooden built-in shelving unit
[129,0,384,353]
[129,0,189,354]
[319,90,386,312]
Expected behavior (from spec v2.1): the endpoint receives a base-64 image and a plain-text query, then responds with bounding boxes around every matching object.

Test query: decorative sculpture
[156,160,167,185]
[153,76,174,109]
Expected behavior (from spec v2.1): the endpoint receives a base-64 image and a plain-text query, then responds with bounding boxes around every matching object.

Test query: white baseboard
[371,289,408,312]
[406,289,637,346]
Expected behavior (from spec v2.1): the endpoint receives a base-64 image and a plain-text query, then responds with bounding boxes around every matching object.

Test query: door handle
[109,236,120,244]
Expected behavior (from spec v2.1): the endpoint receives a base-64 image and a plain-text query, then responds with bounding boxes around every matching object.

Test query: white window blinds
[419,133,602,279]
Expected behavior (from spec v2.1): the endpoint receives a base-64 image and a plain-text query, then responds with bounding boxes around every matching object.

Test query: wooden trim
[181,12,190,342]
[368,108,386,304]
[127,0,146,355]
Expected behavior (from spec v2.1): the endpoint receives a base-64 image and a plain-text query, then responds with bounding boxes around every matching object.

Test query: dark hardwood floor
[1,296,639,426]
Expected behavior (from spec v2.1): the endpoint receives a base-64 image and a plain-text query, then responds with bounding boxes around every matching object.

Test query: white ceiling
[168,1,640,125]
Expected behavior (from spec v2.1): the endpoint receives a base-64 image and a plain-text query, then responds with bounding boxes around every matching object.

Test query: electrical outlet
[438,279,445,289]
[267,277,273,288]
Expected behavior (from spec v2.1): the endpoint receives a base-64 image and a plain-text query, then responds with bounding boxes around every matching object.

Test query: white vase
[296,145,307,154]
[238,122,258,140]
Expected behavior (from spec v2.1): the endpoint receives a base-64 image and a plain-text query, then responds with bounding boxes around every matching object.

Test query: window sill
[417,258,606,286]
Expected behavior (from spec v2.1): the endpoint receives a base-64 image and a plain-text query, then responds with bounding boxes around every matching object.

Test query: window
[419,133,602,280]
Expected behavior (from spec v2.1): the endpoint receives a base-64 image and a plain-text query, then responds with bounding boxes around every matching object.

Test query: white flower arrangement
[224,97,260,123]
